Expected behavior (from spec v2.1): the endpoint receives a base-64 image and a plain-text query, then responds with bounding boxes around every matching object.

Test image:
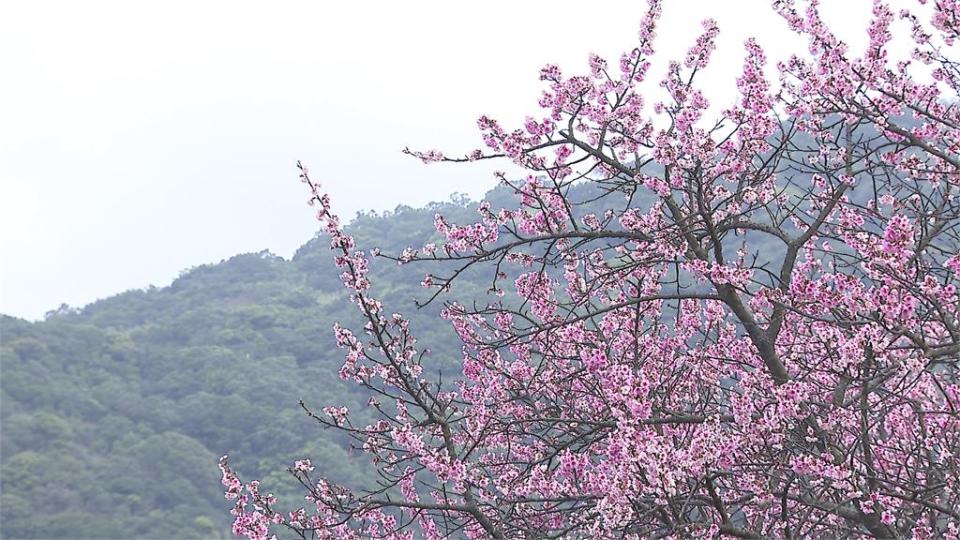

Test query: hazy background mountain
[1,175,799,538]
[0,190,508,539]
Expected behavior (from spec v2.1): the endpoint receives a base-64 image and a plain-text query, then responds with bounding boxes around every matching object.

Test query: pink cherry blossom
[221,2,960,538]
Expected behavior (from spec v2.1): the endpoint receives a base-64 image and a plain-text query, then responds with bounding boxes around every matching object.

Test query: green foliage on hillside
[1,179,783,538]
[0,194,487,539]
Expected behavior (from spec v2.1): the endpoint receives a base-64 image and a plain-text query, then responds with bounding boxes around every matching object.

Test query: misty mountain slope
[1,176,790,538]
[0,191,496,539]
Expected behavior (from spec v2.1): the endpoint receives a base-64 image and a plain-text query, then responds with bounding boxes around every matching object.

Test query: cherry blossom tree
[220,0,960,537]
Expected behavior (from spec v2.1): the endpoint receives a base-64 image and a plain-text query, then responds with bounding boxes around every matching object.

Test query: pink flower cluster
[221,2,960,538]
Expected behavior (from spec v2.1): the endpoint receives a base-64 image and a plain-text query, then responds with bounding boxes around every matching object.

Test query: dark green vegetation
[0,194,496,539]
[1,180,783,538]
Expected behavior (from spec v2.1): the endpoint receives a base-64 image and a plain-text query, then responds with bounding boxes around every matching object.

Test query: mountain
[1,176,789,538]
[0,192,492,539]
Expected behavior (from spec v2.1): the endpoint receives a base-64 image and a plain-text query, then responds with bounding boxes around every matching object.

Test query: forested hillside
[0,192,500,539]
[1,178,786,538]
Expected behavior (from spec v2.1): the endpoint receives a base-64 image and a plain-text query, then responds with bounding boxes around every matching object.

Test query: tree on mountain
[221,1,960,537]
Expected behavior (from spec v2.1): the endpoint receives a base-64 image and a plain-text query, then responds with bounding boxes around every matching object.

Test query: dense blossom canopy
[221,0,960,537]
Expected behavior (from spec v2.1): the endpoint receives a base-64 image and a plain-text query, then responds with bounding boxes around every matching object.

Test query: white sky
[1,0,879,320]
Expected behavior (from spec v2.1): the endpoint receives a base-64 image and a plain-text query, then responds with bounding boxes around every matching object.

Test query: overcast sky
[1,0,880,320]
